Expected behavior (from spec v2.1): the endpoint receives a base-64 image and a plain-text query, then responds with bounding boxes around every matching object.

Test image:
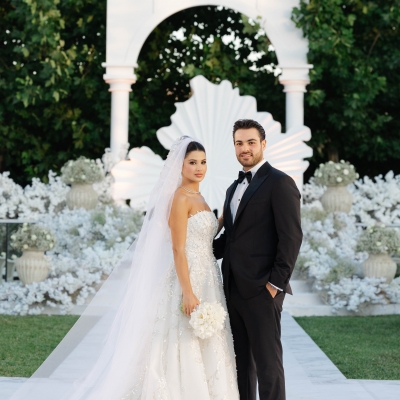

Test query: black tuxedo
[213,161,302,400]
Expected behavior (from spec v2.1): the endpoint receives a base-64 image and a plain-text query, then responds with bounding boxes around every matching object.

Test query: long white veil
[9,136,195,400]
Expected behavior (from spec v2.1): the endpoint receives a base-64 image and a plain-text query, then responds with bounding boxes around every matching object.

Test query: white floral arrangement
[61,156,104,185]
[356,225,400,255]
[189,301,227,339]
[314,160,359,186]
[10,224,56,251]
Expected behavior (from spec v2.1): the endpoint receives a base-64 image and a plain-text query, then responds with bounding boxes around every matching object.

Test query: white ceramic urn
[15,249,50,285]
[66,183,98,210]
[362,254,397,283]
[320,185,353,213]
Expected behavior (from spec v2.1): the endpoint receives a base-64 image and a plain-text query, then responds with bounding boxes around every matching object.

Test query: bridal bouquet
[188,302,227,339]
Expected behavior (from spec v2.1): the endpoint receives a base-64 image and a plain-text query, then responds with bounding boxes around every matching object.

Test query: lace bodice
[185,211,218,256]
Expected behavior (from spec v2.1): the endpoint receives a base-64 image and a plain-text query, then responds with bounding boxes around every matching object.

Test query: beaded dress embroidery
[121,211,239,400]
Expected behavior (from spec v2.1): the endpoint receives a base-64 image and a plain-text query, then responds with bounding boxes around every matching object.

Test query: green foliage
[1,4,283,185]
[296,315,400,379]
[0,315,79,377]
[292,0,400,178]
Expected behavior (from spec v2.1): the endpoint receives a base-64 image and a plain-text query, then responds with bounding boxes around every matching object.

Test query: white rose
[336,177,343,183]
[46,234,51,240]
[31,235,37,241]
[319,163,325,168]
[49,243,53,249]
[70,178,74,182]
[350,165,354,169]
[328,161,334,165]
[81,174,86,179]
[22,227,27,232]
[84,159,90,163]
[356,173,359,178]
[11,255,17,260]
[10,235,16,240]
[376,242,382,246]
[23,244,29,249]
[0,252,5,257]
[335,165,341,170]
[343,169,349,175]
[340,160,345,164]
[318,173,323,177]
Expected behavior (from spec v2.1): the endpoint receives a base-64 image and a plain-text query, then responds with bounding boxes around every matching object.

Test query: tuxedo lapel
[234,162,271,225]
[224,181,238,230]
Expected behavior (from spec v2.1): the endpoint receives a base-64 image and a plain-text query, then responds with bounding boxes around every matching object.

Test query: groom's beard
[238,149,264,169]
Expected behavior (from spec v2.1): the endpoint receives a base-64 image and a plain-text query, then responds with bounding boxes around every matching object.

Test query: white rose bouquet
[188,301,227,339]
[356,225,400,255]
[61,156,104,185]
[314,160,359,186]
[10,223,56,251]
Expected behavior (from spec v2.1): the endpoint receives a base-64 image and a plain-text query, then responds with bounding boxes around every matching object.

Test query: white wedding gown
[121,210,240,400]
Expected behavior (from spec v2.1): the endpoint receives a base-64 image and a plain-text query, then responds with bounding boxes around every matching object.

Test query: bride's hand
[182,292,200,316]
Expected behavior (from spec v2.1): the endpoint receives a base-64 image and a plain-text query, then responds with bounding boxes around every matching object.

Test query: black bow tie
[238,170,252,184]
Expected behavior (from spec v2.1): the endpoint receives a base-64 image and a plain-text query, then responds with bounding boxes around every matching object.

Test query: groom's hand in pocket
[266,282,278,298]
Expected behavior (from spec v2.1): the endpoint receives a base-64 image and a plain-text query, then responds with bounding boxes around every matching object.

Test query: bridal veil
[9,136,195,400]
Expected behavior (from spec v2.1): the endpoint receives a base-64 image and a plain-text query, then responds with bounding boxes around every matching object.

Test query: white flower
[320,163,325,168]
[328,161,334,165]
[189,302,227,339]
[343,169,349,175]
[31,235,37,241]
[350,165,354,169]
[23,244,29,249]
[340,160,345,164]
[336,177,343,183]
[23,223,28,227]
[49,243,53,249]
[376,242,382,246]
[0,252,5,257]
[70,178,75,182]
[318,173,322,178]
[335,165,341,170]
[355,173,359,178]
[11,254,17,260]
[10,235,16,240]
[46,234,51,240]
[81,175,86,180]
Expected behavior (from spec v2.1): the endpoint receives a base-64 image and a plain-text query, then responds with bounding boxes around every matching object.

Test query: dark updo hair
[185,141,206,157]
[232,119,266,141]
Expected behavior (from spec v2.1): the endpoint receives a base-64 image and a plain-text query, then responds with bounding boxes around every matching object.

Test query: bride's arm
[217,214,224,234]
[169,192,200,316]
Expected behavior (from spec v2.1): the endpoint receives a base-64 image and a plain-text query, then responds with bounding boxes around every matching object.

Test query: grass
[0,315,399,379]
[295,315,400,380]
[0,315,79,377]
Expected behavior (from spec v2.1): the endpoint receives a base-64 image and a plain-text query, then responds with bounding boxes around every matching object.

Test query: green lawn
[0,315,79,377]
[1,315,399,379]
[295,315,400,380]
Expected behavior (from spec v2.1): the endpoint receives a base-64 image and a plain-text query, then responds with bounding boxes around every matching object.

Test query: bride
[10,136,239,400]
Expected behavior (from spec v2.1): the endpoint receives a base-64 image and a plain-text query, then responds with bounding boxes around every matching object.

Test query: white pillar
[103,65,136,162]
[278,65,312,131]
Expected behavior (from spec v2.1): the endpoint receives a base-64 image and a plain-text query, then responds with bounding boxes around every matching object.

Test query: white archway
[103,0,312,159]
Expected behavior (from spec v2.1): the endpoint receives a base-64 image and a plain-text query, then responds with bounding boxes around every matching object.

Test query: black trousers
[227,276,286,400]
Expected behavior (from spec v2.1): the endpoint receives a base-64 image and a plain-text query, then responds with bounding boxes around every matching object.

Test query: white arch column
[279,65,313,130]
[103,65,136,162]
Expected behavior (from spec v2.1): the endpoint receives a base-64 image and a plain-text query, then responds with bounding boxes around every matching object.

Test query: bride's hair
[185,141,206,157]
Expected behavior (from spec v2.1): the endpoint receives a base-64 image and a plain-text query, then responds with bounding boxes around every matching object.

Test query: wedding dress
[9,136,239,400]
[121,210,239,399]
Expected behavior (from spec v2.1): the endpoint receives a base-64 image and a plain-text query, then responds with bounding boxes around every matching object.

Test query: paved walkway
[1,312,399,399]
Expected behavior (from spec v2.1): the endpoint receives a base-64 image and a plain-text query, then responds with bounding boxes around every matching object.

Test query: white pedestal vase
[320,185,353,213]
[15,250,50,285]
[362,254,397,283]
[67,183,98,210]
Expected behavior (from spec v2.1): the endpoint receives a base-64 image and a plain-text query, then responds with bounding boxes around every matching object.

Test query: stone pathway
[1,312,399,399]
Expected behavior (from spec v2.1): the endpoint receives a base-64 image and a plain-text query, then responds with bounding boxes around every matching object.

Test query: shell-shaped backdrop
[112,75,312,213]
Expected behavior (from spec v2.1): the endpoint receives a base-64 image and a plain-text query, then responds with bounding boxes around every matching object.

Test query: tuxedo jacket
[213,162,303,299]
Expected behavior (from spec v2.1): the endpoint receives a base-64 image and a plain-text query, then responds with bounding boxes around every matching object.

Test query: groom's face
[234,128,266,170]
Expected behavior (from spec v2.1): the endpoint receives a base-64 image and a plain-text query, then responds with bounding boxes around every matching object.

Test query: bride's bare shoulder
[171,188,190,209]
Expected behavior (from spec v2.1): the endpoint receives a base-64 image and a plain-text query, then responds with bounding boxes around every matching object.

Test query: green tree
[292,0,400,178]
[1,3,282,185]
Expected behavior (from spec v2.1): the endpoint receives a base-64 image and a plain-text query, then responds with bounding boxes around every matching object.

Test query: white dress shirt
[230,159,282,292]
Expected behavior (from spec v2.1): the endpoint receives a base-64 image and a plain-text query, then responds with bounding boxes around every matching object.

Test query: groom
[213,119,302,400]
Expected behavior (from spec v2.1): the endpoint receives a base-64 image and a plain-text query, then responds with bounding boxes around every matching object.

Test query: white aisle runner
[1,312,399,400]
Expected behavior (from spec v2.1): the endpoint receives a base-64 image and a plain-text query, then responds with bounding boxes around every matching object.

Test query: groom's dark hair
[232,119,266,141]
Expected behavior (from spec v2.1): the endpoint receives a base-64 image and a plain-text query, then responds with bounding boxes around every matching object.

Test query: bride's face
[182,151,207,182]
